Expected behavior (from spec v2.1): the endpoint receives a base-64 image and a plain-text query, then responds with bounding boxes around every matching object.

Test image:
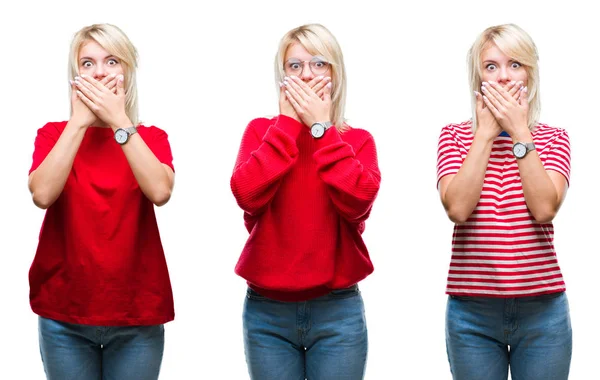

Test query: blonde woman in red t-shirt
[437,24,572,379]
[231,24,381,379]
[28,24,174,380]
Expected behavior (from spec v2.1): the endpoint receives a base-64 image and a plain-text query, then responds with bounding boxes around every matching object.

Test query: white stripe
[449,263,560,272]
[446,286,565,296]
[447,279,563,287]
[448,270,563,280]
[452,243,553,250]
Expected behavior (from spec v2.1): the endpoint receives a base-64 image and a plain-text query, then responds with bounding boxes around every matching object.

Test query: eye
[108,58,119,66]
[81,61,93,68]
[511,62,522,69]
[314,61,325,68]
[287,61,301,71]
[485,63,497,71]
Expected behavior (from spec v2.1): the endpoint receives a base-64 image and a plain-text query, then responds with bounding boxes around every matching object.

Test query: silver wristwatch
[512,142,535,159]
[310,121,332,139]
[114,126,138,145]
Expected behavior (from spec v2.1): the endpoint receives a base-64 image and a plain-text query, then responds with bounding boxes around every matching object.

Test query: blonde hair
[68,24,140,126]
[274,24,348,131]
[467,23,540,131]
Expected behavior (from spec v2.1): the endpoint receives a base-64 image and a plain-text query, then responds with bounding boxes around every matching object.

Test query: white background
[0,0,598,378]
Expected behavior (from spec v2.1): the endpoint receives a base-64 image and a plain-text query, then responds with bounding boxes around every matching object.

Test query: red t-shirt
[231,115,381,301]
[29,121,175,326]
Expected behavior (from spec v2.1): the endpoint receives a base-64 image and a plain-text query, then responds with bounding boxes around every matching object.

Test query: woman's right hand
[69,74,120,128]
[475,80,523,140]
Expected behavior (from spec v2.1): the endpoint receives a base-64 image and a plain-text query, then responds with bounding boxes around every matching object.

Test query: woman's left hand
[74,74,130,128]
[481,81,529,137]
[283,75,332,127]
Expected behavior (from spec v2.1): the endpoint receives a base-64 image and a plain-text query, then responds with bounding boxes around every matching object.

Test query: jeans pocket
[328,284,360,299]
[246,287,269,301]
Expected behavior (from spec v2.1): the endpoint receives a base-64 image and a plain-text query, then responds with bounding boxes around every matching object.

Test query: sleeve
[544,129,571,185]
[146,126,175,172]
[230,115,304,216]
[312,128,381,224]
[29,122,62,175]
[436,125,462,188]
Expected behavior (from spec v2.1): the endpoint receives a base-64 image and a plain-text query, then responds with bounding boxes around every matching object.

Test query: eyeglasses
[284,56,331,76]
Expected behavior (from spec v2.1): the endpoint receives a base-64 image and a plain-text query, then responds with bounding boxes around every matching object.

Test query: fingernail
[283,81,289,87]
[489,80,496,84]
[481,82,488,86]
[290,75,297,80]
[118,75,124,81]
[481,86,487,92]
[69,80,74,85]
[510,81,515,85]
[474,91,480,97]
[326,77,331,81]
[522,86,528,92]
[74,76,81,81]
[317,76,324,80]
[278,81,283,87]
[80,74,86,78]
[326,83,332,88]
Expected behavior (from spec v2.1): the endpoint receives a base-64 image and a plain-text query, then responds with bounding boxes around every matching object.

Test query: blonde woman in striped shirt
[437,24,572,380]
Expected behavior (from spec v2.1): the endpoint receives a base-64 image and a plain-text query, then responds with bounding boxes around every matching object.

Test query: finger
[323,82,333,103]
[306,75,326,89]
[74,77,101,103]
[507,80,524,99]
[283,78,308,108]
[311,76,331,95]
[487,81,513,103]
[76,91,98,112]
[284,90,303,114]
[80,74,108,93]
[519,86,529,106]
[482,95,501,119]
[474,91,484,111]
[286,76,314,99]
[105,75,119,94]
[116,75,125,96]
[98,74,117,86]
[481,82,506,110]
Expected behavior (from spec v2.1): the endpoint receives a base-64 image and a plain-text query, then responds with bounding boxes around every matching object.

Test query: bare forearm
[513,131,560,222]
[442,133,494,223]
[120,134,173,206]
[29,121,86,209]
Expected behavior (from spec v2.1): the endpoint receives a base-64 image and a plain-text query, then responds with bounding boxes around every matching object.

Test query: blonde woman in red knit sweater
[28,24,174,380]
[231,23,381,379]
[437,24,572,379]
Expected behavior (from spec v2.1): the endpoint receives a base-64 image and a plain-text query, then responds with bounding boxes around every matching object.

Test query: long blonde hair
[68,24,140,125]
[468,23,540,131]
[274,24,348,131]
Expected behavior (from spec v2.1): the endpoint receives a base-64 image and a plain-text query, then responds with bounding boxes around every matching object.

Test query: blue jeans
[38,316,164,380]
[243,285,368,380]
[446,292,572,380]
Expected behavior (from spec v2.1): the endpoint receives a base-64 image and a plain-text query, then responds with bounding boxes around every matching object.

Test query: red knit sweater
[231,115,381,301]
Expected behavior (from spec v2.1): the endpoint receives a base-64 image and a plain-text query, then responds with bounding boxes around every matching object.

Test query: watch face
[513,143,526,158]
[311,123,325,138]
[115,129,128,144]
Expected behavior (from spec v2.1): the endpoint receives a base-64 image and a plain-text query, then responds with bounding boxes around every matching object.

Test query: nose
[497,66,510,85]
[299,62,314,81]
[93,64,108,80]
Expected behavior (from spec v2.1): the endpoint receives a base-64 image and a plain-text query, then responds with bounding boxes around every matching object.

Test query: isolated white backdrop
[0,0,598,378]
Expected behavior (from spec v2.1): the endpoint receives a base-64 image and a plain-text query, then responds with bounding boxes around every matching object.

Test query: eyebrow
[79,55,118,62]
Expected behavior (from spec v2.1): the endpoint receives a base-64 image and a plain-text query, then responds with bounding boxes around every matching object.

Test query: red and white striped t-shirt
[437,120,571,297]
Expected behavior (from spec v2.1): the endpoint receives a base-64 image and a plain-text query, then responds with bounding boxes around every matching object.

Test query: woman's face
[284,43,331,84]
[480,43,527,88]
[78,40,124,81]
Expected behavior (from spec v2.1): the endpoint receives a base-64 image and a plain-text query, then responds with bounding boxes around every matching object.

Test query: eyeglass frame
[283,56,332,76]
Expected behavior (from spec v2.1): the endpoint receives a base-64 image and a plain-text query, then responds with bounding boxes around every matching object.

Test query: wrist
[110,116,133,132]
[511,128,533,143]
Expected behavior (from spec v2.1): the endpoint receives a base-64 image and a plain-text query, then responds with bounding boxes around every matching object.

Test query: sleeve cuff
[273,114,305,139]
